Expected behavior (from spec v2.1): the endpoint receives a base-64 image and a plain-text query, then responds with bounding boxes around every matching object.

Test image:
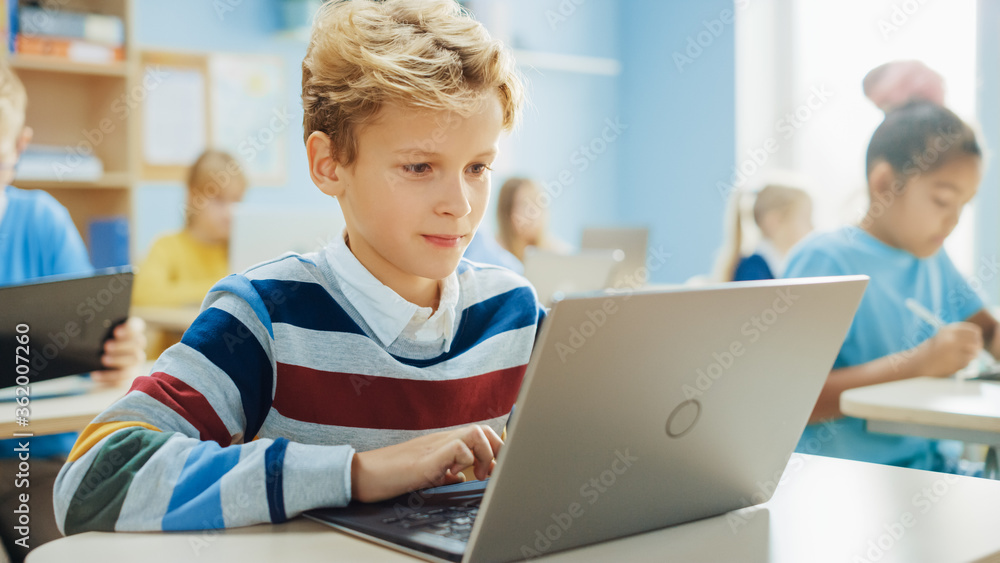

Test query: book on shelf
[89,216,130,269]
[15,33,123,63]
[18,5,124,47]
[0,0,16,53]
[14,144,104,182]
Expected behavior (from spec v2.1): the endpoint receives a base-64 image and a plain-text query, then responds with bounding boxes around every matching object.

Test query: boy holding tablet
[54,0,542,533]
[0,59,145,560]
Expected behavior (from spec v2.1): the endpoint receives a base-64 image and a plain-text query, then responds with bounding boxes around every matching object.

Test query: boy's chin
[413,257,463,281]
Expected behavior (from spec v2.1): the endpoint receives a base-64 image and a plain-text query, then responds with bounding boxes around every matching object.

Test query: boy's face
[880,155,980,258]
[334,97,502,284]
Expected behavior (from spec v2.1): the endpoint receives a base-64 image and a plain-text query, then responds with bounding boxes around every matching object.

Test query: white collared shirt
[324,235,459,351]
[0,187,8,230]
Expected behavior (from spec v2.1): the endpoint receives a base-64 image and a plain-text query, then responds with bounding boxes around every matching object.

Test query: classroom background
[6,0,1000,299]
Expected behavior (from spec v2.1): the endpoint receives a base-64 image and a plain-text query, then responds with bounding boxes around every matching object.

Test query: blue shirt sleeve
[43,195,93,277]
[783,243,847,279]
[938,252,984,323]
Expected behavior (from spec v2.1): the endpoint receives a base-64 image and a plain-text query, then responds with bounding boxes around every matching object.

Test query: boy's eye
[932,198,950,208]
[403,163,431,174]
[468,163,492,175]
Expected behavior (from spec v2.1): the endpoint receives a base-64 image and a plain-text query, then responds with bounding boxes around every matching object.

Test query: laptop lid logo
[665,399,701,438]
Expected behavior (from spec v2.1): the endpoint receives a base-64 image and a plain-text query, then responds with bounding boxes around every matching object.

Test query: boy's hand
[351,425,503,503]
[92,317,147,386]
[915,322,983,378]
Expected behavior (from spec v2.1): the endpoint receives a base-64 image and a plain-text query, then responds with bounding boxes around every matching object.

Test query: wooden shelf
[9,54,128,77]
[13,172,132,190]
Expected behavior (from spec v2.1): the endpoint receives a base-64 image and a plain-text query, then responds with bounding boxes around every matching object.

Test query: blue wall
[134,0,329,258]
[617,0,736,283]
[132,0,736,285]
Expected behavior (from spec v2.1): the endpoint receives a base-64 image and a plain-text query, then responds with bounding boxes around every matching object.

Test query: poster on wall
[209,53,287,186]
[139,50,287,186]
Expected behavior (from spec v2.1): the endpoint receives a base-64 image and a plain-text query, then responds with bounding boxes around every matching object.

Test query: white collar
[324,235,459,350]
[756,238,787,278]
[0,187,8,231]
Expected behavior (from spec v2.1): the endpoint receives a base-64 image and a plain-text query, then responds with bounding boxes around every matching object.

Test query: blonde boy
[53,0,542,533]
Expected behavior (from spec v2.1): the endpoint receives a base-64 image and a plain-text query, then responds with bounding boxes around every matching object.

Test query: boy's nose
[436,176,473,218]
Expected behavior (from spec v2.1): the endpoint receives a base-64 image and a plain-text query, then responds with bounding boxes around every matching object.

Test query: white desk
[841,377,1000,477]
[27,454,1000,563]
[0,363,151,436]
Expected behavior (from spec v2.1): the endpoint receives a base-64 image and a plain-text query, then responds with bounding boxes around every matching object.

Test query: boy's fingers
[480,425,503,456]
[461,426,498,481]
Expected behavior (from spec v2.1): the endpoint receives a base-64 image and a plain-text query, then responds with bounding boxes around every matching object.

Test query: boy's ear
[868,160,898,199]
[15,126,32,155]
[306,131,346,198]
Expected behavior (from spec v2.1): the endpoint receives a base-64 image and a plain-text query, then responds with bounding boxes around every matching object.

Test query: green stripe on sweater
[64,427,172,535]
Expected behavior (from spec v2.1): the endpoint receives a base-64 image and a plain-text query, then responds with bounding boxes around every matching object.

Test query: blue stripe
[182,307,273,439]
[392,286,540,368]
[264,438,289,523]
[250,279,366,336]
[210,275,275,338]
[162,441,241,530]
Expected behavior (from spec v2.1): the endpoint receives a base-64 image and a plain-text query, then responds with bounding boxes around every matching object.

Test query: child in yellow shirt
[134,150,247,308]
[134,151,247,356]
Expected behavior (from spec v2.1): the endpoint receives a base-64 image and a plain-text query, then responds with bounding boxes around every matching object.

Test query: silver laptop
[523,249,622,306]
[228,203,346,273]
[306,276,868,562]
[581,226,649,289]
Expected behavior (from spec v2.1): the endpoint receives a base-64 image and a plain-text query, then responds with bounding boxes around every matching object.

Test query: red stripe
[272,364,526,430]
[129,372,232,447]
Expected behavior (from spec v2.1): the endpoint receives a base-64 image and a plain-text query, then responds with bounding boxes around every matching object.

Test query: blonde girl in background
[715,184,814,282]
[495,177,569,262]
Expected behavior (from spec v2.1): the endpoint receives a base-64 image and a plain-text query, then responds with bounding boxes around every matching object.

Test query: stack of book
[15,144,104,182]
[7,3,125,63]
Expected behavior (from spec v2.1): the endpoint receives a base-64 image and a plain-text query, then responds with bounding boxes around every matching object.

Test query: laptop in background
[581,226,649,289]
[228,203,346,273]
[0,268,133,386]
[522,249,622,306]
[307,276,869,563]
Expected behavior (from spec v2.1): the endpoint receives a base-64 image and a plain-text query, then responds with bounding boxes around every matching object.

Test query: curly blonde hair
[0,59,27,163]
[301,0,524,165]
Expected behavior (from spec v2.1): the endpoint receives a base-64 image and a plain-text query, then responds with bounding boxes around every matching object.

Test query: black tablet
[0,267,133,388]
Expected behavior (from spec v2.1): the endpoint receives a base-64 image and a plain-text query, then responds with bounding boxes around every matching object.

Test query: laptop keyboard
[380,500,480,542]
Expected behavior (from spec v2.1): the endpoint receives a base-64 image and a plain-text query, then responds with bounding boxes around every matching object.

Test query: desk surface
[28,454,1000,563]
[841,377,1000,434]
[0,364,149,436]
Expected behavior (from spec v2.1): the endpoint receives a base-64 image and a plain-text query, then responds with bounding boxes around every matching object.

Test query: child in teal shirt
[785,101,994,470]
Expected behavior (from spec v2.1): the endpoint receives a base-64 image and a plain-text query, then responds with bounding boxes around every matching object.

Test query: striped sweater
[53,250,544,534]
